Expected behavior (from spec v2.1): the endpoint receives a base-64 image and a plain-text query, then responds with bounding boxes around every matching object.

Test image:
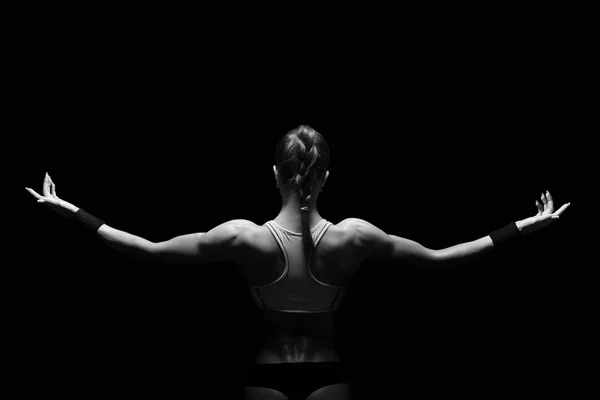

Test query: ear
[273,165,278,182]
[323,170,329,187]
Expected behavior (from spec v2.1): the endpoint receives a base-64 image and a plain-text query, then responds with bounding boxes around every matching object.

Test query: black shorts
[245,361,349,400]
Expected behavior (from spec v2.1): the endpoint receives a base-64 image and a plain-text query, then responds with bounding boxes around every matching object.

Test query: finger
[541,192,548,213]
[535,200,543,215]
[552,202,571,217]
[27,187,48,204]
[26,187,43,200]
[545,190,554,213]
[43,172,51,197]
[49,176,57,198]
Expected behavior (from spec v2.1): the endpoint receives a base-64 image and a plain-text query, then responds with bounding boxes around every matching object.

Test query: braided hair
[274,125,330,272]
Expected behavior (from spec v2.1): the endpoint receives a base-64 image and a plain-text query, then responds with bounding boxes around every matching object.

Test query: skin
[25,171,570,237]
[272,165,330,232]
[26,171,571,400]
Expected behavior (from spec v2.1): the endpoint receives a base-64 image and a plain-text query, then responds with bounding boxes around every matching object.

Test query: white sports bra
[249,219,347,313]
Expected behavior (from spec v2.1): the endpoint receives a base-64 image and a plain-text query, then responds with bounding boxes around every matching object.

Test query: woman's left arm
[26,173,253,264]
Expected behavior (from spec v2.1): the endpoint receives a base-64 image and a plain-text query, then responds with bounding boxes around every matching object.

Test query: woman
[26,125,570,399]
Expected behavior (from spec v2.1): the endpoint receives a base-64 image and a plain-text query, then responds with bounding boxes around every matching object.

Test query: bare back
[236,218,361,364]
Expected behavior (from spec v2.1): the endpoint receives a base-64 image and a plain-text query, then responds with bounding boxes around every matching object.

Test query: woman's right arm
[354,191,571,268]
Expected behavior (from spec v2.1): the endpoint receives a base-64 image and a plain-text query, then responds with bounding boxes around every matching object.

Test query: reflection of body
[26,126,570,400]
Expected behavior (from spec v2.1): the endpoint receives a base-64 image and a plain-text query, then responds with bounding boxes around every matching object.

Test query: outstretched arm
[26,173,250,264]
[356,191,571,268]
[95,222,249,264]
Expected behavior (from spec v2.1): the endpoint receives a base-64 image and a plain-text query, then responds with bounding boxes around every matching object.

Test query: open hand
[517,190,571,235]
[26,173,79,218]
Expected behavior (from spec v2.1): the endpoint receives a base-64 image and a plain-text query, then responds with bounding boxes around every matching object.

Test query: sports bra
[249,219,347,313]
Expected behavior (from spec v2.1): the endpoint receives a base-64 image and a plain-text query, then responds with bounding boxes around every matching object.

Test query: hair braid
[293,134,320,271]
[274,125,330,272]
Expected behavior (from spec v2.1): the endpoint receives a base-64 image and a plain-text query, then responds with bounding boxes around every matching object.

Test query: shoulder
[220,219,265,247]
[320,218,387,265]
[201,219,260,247]
[335,218,392,256]
[334,218,379,238]
[202,220,264,263]
[224,219,259,230]
[334,218,360,236]
[221,219,260,237]
[332,218,373,247]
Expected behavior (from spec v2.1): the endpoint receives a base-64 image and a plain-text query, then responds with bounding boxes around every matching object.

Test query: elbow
[403,249,443,269]
[431,249,443,263]
[144,242,164,262]
[433,248,452,263]
[416,249,451,269]
[146,241,158,256]
[430,248,470,269]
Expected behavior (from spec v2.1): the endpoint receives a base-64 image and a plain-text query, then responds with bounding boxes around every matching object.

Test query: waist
[255,334,340,364]
[259,308,337,337]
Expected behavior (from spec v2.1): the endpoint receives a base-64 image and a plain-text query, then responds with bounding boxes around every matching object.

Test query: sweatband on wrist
[489,221,521,249]
[74,208,105,232]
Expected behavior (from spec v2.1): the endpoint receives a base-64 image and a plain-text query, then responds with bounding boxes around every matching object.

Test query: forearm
[60,201,155,259]
[96,224,155,259]
[435,236,494,266]
[435,221,523,266]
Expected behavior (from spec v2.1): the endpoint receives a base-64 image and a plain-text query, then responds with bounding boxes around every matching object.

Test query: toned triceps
[152,219,254,265]
[388,233,497,268]
[355,218,438,266]
[152,232,207,264]
[387,234,439,266]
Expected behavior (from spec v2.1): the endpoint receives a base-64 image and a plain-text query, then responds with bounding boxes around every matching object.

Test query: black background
[13,9,588,399]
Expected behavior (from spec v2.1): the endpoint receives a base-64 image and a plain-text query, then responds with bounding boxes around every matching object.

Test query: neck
[276,194,322,224]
